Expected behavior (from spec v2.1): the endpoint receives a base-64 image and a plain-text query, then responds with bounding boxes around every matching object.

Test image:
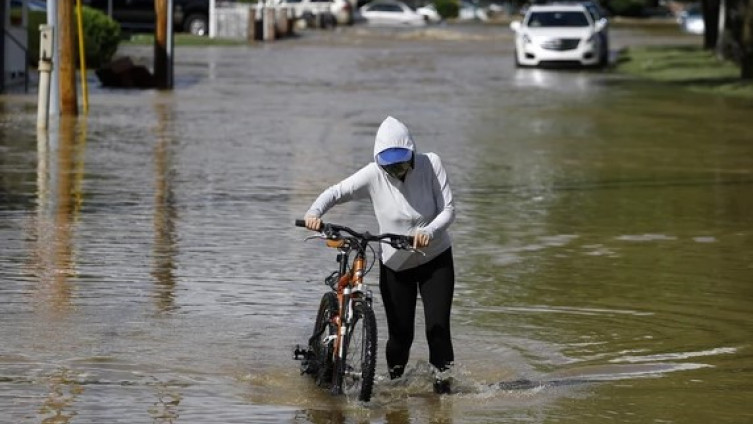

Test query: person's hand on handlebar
[304,214,322,232]
[413,230,430,249]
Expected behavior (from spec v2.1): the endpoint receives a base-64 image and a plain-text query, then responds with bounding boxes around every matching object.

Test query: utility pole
[154,0,174,89]
[59,0,78,115]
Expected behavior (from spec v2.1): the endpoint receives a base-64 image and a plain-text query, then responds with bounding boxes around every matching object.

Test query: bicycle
[293,219,415,402]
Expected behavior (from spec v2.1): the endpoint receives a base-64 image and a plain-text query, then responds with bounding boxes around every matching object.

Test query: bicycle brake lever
[320,223,337,239]
[391,237,426,255]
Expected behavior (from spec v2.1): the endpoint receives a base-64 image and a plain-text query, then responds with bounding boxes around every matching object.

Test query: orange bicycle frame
[332,252,366,364]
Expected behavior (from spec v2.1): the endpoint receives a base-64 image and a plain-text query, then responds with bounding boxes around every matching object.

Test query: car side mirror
[594,19,606,31]
[510,21,521,31]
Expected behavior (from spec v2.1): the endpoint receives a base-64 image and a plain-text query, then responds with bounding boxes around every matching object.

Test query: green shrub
[80,6,121,68]
[434,0,459,19]
[604,0,645,17]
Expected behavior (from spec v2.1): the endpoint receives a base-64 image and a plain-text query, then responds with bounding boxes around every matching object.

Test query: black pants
[379,247,455,372]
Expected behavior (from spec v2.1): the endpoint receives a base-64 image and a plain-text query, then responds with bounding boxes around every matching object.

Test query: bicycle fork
[331,255,368,395]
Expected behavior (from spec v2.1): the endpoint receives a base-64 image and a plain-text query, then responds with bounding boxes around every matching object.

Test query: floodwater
[1,23,752,423]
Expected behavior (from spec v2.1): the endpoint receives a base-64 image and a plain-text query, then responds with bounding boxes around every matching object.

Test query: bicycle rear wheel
[310,292,337,388]
[336,301,378,402]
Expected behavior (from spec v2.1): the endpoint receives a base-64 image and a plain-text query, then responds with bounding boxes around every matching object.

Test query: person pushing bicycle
[303,116,456,394]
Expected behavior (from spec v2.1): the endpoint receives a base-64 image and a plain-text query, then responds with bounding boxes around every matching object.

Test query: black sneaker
[389,365,405,380]
[433,377,452,394]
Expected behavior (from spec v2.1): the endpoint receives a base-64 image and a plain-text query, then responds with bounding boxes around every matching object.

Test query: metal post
[0,0,5,94]
[167,0,173,88]
[75,0,88,113]
[37,25,54,130]
[48,0,59,118]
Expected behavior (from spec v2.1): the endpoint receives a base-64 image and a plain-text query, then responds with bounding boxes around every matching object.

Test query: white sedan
[510,4,608,68]
[359,0,428,26]
[417,3,442,23]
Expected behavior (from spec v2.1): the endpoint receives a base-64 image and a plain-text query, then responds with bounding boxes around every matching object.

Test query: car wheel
[184,14,208,36]
[598,46,609,68]
[599,37,610,68]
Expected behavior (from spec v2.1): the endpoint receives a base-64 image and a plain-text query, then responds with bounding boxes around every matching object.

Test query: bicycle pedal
[293,345,312,360]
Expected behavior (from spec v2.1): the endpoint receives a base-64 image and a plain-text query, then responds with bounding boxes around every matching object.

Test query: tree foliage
[79,6,122,69]
[434,0,460,18]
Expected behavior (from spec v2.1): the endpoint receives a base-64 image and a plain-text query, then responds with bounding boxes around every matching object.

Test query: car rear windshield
[526,11,590,27]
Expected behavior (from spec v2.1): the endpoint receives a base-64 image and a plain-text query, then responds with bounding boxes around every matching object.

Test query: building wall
[4,0,29,89]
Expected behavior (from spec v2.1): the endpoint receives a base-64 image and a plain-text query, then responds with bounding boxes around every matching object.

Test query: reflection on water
[512,68,599,93]
[29,116,84,316]
[148,377,182,423]
[39,368,83,423]
[0,25,752,423]
[152,98,178,313]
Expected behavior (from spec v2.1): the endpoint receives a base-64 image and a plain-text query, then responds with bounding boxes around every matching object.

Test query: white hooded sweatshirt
[306,116,455,271]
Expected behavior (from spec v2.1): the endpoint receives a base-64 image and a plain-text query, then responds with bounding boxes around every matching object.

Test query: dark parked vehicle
[83,0,210,35]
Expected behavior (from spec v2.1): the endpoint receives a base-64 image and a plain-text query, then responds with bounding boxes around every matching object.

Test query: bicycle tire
[335,302,378,402]
[311,292,337,388]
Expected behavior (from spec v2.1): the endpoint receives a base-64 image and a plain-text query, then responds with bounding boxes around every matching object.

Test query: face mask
[381,161,412,179]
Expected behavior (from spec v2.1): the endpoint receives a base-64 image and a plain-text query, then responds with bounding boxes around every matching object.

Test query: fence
[214,3,295,41]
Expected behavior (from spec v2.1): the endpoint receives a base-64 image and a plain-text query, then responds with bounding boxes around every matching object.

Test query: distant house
[2,0,34,93]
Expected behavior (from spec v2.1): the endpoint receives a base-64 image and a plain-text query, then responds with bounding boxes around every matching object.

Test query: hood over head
[373,116,416,162]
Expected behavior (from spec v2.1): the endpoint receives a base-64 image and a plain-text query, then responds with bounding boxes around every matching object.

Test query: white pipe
[36,61,51,129]
[36,25,53,130]
[209,0,217,38]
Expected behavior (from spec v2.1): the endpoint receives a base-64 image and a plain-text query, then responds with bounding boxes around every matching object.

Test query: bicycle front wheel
[311,292,337,388]
[338,301,378,402]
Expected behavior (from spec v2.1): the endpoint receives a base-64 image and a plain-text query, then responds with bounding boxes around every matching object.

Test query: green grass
[616,45,753,98]
[123,33,248,46]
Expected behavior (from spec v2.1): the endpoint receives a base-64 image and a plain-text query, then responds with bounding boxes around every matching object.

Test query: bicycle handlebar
[295,219,414,250]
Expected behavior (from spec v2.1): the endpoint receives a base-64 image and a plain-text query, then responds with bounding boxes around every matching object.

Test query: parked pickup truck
[83,0,210,35]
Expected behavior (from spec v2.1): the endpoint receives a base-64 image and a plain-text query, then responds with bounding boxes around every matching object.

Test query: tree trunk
[703,0,720,49]
[742,0,753,78]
